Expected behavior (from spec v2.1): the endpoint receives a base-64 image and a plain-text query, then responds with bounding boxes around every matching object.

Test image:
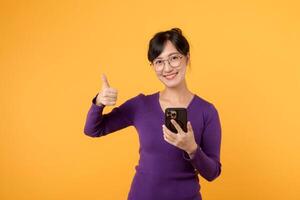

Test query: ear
[186,53,190,65]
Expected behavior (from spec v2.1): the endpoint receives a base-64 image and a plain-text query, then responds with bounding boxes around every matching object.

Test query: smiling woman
[148,28,191,91]
[83,27,222,200]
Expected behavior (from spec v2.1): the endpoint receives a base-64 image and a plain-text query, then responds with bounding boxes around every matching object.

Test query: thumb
[101,73,110,89]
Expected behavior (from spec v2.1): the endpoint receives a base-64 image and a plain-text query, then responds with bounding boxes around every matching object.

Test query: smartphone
[165,108,187,134]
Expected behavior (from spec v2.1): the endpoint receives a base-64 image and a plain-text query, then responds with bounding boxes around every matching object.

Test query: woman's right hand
[95,74,118,106]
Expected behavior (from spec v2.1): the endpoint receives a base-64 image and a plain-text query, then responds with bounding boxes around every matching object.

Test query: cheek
[156,72,163,79]
[178,68,187,77]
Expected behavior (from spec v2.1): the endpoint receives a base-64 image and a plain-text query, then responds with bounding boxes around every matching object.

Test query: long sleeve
[182,103,222,182]
[83,93,140,137]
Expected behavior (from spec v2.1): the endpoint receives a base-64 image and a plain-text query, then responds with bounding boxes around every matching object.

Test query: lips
[163,72,178,80]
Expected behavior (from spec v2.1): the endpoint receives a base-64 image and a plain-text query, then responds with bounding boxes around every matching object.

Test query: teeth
[165,72,177,77]
[164,72,178,79]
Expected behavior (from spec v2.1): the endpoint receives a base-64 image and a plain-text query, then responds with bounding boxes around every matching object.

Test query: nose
[163,60,173,72]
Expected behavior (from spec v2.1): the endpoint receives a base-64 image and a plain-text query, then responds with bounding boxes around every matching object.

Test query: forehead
[156,40,180,59]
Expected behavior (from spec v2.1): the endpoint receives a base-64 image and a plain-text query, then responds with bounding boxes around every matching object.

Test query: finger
[100,99,116,106]
[107,88,118,94]
[171,119,184,134]
[101,73,110,89]
[162,124,176,135]
[101,92,117,98]
[163,125,177,140]
[163,129,176,143]
[102,89,118,97]
[101,96,117,102]
[164,133,176,144]
[187,121,193,133]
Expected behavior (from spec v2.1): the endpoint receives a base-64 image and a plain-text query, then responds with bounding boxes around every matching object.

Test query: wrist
[93,93,105,107]
[186,143,198,155]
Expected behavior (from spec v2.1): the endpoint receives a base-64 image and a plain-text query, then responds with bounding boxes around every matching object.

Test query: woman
[84,28,222,200]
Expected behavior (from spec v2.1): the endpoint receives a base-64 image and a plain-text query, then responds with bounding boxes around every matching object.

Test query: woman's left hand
[162,119,198,155]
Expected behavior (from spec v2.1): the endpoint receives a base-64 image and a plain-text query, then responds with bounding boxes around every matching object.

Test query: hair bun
[170,28,182,35]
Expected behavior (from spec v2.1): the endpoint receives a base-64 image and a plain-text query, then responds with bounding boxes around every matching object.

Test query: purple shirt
[84,91,222,200]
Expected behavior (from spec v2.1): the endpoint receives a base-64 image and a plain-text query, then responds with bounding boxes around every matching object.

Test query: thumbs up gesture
[95,74,118,106]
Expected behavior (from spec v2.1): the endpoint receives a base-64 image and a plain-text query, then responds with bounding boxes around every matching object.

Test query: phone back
[165,108,187,133]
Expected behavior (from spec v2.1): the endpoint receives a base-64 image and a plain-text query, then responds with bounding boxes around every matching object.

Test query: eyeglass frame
[149,53,184,72]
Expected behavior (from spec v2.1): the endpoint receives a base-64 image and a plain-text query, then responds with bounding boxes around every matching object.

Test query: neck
[160,79,192,102]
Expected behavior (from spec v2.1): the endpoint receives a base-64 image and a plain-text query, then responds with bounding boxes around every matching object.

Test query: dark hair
[147,27,190,65]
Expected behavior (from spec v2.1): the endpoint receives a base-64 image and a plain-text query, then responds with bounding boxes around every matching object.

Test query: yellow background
[1,0,299,199]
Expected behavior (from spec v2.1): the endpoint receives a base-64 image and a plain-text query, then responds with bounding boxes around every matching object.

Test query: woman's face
[151,40,189,88]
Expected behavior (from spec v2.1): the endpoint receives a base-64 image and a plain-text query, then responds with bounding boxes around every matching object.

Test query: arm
[182,104,222,182]
[83,93,141,137]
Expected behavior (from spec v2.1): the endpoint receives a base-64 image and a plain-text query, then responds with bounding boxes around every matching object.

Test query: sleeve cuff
[182,145,203,161]
[91,93,105,110]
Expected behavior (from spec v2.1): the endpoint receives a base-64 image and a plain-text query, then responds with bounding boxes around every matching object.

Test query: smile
[163,72,178,80]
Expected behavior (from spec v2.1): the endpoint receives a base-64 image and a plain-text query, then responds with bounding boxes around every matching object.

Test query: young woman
[84,28,222,200]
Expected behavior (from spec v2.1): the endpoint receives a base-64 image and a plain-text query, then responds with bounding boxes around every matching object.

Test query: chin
[160,76,183,88]
[165,83,181,88]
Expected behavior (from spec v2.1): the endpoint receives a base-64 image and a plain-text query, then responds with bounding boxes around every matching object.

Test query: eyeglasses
[150,53,183,72]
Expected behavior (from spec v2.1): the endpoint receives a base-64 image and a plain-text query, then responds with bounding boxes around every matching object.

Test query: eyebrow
[155,52,180,59]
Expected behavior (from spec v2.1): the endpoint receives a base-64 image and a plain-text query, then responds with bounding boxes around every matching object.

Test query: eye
[171,55,180,60]
[154,60,163,65]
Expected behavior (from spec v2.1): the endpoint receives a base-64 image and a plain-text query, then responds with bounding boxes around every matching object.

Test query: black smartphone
[165,108,187,134]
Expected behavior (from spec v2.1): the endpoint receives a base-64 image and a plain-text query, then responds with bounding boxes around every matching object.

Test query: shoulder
[130,92,156,102]
[122,92,149,107]
[127,92,146,103]
[194,94,219,118]
[120,92,154,116]
[127,92,158,108]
